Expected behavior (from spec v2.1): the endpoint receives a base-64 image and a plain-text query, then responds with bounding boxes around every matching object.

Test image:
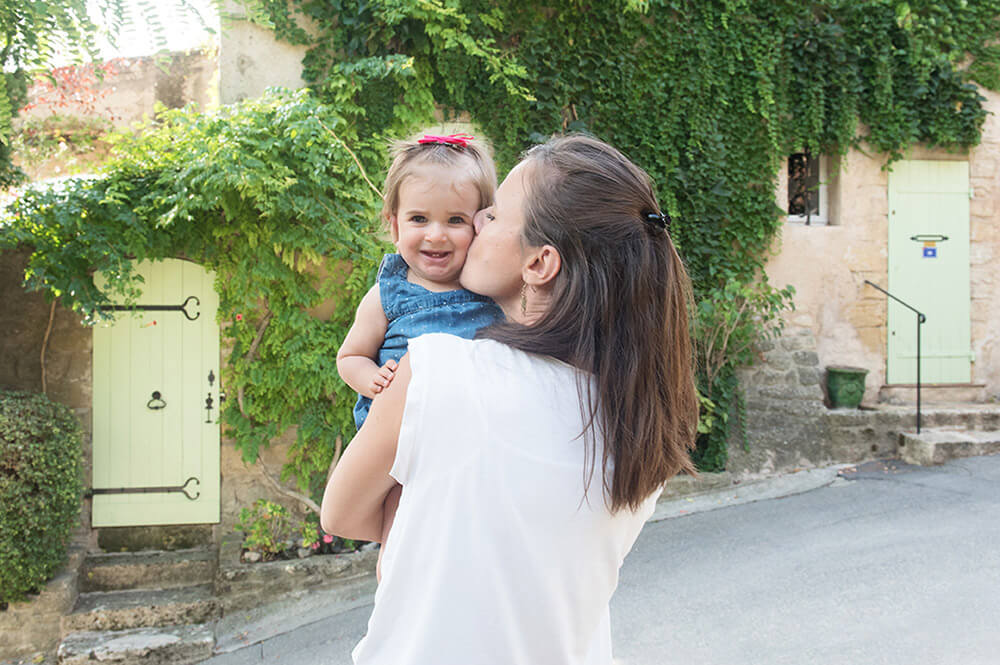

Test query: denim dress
[352,253,503,429]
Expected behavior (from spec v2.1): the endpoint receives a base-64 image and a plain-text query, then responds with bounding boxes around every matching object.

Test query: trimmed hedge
[0,390,83,604]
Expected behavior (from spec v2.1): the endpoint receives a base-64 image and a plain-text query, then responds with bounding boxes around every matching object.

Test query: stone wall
[727,326,834,476]
[19,48,218,129]
[727,325,908,477]
[0,548,84,660]
[219,427,319,532]
[218,0,309,104]
[968,90,1000,397]
[216,538,377,614]
[0,249,95,537]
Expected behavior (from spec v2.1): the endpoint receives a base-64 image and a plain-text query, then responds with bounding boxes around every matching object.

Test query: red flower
[235,313,243,321]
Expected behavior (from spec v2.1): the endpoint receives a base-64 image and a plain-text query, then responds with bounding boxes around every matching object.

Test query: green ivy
[0,390,83,604]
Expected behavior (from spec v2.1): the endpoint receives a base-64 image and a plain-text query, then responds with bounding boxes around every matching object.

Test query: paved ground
[202,455,1000,665]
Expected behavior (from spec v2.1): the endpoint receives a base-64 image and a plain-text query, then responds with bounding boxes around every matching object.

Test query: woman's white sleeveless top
[352,333,662,665]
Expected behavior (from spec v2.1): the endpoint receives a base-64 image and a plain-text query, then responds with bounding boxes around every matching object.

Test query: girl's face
[390,163,479,291]
[461,160,533,316]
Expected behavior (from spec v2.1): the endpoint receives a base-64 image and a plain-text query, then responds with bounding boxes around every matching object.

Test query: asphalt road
[203,455,1000,665]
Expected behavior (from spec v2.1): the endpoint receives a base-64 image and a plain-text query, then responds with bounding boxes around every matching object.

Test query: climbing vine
[4,0,999,494]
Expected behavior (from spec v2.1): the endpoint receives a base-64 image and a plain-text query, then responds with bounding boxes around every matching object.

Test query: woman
[321,135,698,664]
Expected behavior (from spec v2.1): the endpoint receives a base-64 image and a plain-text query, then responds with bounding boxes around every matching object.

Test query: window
[786,151,828,224]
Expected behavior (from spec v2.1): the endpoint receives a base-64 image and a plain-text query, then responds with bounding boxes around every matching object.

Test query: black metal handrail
[864,280,926,433]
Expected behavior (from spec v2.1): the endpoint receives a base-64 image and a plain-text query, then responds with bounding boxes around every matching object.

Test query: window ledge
[785,216,829,226]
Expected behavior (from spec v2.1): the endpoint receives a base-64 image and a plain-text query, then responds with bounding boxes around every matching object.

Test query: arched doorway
[91,258,220,527]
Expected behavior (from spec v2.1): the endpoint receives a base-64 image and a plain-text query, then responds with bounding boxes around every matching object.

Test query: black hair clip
[643,211,670,231]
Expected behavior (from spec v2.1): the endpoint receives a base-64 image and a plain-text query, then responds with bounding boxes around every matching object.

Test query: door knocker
[147,391,167,410]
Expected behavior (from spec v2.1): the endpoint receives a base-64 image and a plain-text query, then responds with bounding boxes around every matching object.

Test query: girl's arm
[337,285,396,399]
[321,354,411,542]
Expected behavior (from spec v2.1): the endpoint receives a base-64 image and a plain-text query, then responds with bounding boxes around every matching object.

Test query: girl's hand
[370,358,398,395]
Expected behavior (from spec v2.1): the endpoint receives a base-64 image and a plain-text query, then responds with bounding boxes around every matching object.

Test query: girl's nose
[425,222,446,242]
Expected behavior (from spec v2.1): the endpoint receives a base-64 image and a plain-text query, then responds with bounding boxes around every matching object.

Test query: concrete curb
[649,463,854,522]
[213,575,376,655]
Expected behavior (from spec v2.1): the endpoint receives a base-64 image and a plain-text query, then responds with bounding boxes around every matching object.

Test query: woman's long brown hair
[480,135,699,512]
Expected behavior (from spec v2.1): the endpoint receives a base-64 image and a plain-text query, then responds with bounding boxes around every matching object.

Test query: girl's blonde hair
[381,131,497,224]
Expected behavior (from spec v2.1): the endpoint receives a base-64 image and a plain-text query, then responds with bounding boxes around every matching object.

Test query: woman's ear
[523,244,561,288]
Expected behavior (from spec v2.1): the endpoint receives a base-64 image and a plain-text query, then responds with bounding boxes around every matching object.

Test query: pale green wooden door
[92,259,220,526]
[887,160,971,384]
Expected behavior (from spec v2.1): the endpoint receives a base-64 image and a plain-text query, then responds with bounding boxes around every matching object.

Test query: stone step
[878,383,988,405]
[898,429,1000,466]
[58,624,214,665]
[80,547,216,592]
[62,584,220,633]
[828,404,1000,431]
[922,406,1000,430]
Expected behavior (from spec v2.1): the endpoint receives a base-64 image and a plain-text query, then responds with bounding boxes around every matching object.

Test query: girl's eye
[485,213,496,222]
[410,215,427,223]
[449,216,467,225]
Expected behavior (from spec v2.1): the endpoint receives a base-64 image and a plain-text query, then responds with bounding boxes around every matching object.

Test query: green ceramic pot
[826,366,869,409]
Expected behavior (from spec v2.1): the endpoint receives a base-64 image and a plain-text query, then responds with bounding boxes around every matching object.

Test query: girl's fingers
[371,362,397,395]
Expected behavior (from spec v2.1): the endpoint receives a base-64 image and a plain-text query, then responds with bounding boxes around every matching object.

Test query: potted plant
[825,366,869,409]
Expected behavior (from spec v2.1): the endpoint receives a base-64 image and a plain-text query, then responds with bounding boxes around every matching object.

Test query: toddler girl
[336,131,502,427]
[336,131,503,576]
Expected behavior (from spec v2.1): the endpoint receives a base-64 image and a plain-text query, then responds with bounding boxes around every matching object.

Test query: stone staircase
[898,423,1000,466]
[57,548,219,664]
[734,325,1000,473]
[827,402,1000,466]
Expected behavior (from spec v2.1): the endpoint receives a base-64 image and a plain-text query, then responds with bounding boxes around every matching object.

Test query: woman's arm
[376,483,402,582]
[337,285,396,399]
[321,354,412,542]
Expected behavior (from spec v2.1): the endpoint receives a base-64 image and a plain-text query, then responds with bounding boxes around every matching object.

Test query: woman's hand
[321,355,412,542]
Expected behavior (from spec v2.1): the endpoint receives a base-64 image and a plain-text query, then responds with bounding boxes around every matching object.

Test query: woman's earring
[520,283,527,316]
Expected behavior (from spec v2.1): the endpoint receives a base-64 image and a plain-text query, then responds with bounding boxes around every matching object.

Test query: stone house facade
[726,90,1000,475]
[767,92,1000,406]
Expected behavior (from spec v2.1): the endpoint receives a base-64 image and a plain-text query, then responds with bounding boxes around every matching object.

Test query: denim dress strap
[378,253,489,321]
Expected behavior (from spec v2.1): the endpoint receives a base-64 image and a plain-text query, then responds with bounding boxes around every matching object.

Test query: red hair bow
[418,133,474,148]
